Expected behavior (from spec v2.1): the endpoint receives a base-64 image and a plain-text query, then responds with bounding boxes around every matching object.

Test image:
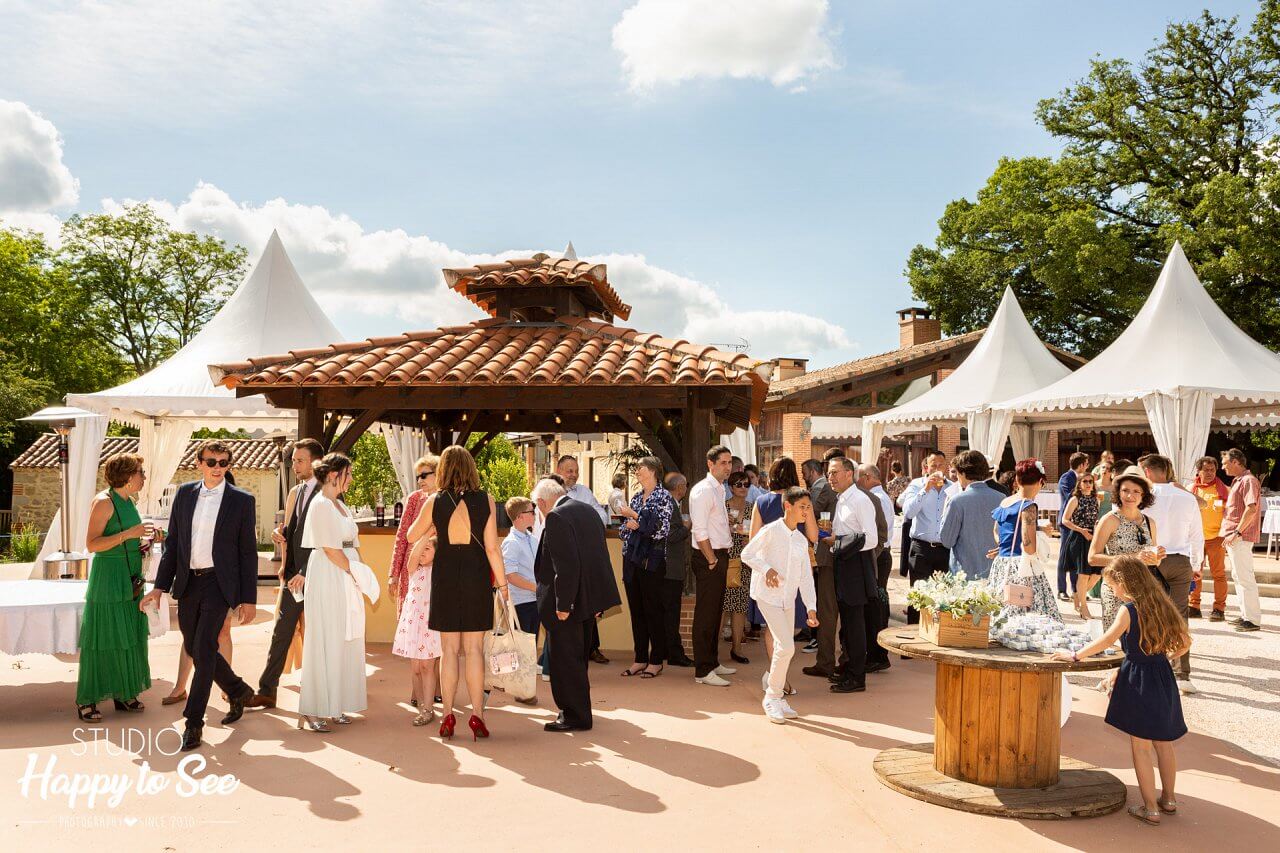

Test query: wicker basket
[919,608,991,648]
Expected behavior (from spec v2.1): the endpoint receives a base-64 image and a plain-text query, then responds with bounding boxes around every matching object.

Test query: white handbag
[483,593,537,702]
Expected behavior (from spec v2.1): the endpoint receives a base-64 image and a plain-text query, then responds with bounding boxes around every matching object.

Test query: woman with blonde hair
[78,453,155,721]
[406,445,508,741]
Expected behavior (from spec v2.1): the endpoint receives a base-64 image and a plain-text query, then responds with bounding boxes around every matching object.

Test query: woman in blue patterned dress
[617,456,672,678]
[986,459,1063,627]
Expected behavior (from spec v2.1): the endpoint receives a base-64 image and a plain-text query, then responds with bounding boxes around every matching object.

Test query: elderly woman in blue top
[617,456,673,678]
[939,450,1006,580]
[899,450,953,623]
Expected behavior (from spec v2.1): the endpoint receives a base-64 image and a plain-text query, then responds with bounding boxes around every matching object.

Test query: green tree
[344,432,402,511]
[59,204,247,372]
[0,226,126,464]
[467,434,530,503]
[908,3,1280,355]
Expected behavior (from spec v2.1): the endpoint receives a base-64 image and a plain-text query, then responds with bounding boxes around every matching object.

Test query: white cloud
[103,182,851,362]
[612,0,839,92]
[0,1,612,121]
[0,100,79,212]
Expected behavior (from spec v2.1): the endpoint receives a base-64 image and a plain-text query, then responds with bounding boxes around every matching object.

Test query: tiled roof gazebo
[211,252,769,475]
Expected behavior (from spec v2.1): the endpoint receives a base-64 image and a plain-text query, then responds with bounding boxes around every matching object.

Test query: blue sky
[0,0,1263,365]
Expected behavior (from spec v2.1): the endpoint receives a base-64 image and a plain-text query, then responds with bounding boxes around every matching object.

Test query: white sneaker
[779,699,799,719]
[1176,678,1199,695]
[715,664,737,676]
[801,639,819,654]
[696,671,731,687]
[762,697,786,724]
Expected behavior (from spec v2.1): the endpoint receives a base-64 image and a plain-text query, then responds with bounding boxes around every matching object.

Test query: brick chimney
[770,358,808,382]
[897,307,940,349]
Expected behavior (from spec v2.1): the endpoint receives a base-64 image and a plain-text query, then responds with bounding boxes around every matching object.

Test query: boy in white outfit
[741,487,819,723]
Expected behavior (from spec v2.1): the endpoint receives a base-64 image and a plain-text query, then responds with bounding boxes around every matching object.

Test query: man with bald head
[662,473,695,667]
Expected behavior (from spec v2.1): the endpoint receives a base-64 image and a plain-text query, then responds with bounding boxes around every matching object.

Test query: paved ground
[2,546,1278,851]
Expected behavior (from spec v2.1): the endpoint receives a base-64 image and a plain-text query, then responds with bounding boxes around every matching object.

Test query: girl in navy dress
[1053,554,1189,826]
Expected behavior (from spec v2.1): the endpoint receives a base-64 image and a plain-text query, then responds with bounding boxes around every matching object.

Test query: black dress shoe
[730,651,749,664]
[221,692,248,725]
[801,665,833,678]
[544,720,592,732]
[180,725,203,751]
[589,650,610,664]
[669,656,695,668]
[830,679,866,694]
[865,660,891,674]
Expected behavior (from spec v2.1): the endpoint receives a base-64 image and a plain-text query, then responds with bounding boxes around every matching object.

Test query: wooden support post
[618,409,678,474]
[331,408,386,455]
[469,431,499,457]
[298,395,324,444]
[681,395,713,485]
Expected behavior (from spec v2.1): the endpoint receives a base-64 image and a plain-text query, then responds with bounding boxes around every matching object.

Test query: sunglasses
[201,458,231,468]
[416,470,436,480]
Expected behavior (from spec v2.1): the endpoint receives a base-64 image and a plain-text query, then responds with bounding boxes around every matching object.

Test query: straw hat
[1111,465,1153,493]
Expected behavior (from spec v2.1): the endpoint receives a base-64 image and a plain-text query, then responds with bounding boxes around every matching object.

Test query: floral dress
[723,500,753,614]
[986,499,1063,628]
[389,489,428,612]
[392,558,442,661]
[1100,511,1152,626]
[1063,494,1100,573]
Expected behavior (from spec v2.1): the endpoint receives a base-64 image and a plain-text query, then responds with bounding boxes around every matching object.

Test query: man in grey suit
[939,450,1005,580]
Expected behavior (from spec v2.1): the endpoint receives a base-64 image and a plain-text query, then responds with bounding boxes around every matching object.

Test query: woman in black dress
[406,445,508,741]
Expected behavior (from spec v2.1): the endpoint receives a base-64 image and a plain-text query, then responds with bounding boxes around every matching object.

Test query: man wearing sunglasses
[142,440,259,751]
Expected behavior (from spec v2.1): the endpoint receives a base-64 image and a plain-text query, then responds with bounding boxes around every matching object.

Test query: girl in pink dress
[392,535,442,726]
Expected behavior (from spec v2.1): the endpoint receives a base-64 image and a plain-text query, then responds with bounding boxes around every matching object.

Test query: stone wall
[12,469,280,545]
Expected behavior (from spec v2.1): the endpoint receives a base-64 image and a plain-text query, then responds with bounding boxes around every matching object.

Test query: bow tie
[201,488,220,497]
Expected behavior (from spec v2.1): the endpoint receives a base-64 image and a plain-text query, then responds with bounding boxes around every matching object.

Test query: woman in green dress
[77,453,155,721]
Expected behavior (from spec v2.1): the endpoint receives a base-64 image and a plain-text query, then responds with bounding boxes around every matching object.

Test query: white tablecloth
[1263,508,1280,535]
[1033,492,1062,514]
[0,580,88,655]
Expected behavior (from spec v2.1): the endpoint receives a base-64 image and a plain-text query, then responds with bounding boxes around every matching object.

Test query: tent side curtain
[34,413,109,574]
[967,409,1014,467]
[719,426,757,466]
[380,424,431,498]
[1142,390,1214,483]
[137,418,197,515]
[1009,423,1049,465]
[860,421,886,466]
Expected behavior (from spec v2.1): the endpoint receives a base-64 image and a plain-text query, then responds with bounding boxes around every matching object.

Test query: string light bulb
[592,410,600,423]
[504,412,510,423]
[461,411,468,422]
[555,413,562,425]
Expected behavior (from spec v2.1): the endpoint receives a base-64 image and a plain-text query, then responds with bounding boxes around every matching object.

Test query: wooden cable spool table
[873,625,1127,820]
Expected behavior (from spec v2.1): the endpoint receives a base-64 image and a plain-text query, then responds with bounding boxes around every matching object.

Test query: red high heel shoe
[439,713,456,741]
[468,715,489,741]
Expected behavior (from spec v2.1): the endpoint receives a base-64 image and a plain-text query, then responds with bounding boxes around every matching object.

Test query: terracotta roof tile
[443,253,632,321]
[766,331,987,400]
[11,436,281,471]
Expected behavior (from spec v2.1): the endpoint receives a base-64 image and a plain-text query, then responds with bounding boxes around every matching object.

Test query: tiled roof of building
[442,254,632,321]
[11,435,281,471]
[214,316,760,388]
[766,331,988,399]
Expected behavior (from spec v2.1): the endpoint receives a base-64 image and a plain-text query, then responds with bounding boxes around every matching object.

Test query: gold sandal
[1127,804,1161,825]
[1157,798,1178,814]
[412,709,436,727]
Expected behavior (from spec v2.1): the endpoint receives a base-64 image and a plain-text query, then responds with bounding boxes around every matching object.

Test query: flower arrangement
[906,571,1002,625]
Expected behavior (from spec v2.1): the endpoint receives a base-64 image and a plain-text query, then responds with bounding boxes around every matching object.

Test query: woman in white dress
[297,453,368,732]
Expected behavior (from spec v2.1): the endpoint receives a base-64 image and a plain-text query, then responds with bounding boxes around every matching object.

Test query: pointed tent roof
[68,231,343,426]
[994,242,1280,428]
[563,241,577,260]
[865,287,1075,426]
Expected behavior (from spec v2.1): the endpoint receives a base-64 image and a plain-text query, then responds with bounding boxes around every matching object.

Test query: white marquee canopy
[862,286,1075,464]
[991,242,1280,479]
[45,232,343,563]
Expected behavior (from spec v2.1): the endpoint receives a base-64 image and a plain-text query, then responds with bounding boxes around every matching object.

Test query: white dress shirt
[690,473,732,549]
[1145,482,1205,567]
[871,485,895,528]
[833,485,878,551]
[565,483,609,525]
[740,519,818,611]
[190,479,226,569]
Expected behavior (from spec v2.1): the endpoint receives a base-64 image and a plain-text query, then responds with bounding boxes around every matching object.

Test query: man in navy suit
[532,477,621,732]
[140,440,258,751]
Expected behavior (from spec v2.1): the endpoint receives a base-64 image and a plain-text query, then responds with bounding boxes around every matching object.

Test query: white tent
[991,242,1280,479]
[48,232,343,561]
[862,286,1075,464]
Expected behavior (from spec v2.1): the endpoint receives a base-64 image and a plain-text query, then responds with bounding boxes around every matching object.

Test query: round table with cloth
[1263,495,1280,557]
[0,580,88,655]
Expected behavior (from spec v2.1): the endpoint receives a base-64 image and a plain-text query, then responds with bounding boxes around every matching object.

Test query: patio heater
[19,406,96,580]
